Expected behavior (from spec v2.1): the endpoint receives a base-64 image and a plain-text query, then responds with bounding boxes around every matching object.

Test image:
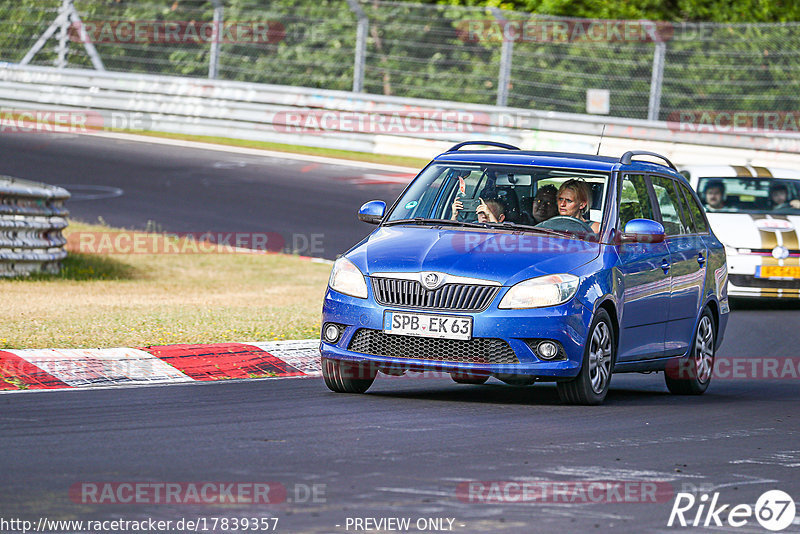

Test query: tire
[321,357,377,394]
[557,308,615,405]
[450,372,489,385]
[665,309,715,395]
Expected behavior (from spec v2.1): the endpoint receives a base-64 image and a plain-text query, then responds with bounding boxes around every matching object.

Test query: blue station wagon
[320,142,729,404]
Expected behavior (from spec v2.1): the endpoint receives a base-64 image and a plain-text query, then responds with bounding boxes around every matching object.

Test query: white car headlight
[724,245,738,256]
[328,257,368,299]
[498,274,579,309]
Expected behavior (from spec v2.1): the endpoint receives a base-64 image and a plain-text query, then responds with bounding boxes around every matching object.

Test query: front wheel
[665,309,715,395]
[322,357,377,393]
[557,309,615,405]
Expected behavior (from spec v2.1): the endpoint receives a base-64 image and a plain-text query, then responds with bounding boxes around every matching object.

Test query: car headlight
[498,274,579,309]
[724,245,738,256]
[328,257,368,299]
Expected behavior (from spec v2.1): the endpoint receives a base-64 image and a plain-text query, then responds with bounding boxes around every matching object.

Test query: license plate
[757,265,800,279]
[383,311,472,341]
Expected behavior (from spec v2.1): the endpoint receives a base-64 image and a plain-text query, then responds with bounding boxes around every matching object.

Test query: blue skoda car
[320,142,729,404]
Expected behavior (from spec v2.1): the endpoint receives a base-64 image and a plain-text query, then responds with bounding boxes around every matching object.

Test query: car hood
[708,213,800,250]
[346,226,601,286]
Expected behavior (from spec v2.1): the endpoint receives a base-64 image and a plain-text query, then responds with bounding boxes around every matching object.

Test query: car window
[619,174,655,228]
[384,163,610,240]
[695,176,800,214]
[650,175,688,236]
[676,181,709,234]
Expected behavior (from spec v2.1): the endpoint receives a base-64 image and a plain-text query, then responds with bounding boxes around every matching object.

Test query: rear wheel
[322,357,377,393]
[665,309,715,395]
[450,372,489,385]
[557,309,615,405]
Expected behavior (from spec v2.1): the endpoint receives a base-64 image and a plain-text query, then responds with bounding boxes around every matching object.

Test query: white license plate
[383,311,472,341]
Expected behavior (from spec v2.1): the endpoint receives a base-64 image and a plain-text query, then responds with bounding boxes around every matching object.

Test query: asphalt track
[0,132,412,259]
[1,133,799,533]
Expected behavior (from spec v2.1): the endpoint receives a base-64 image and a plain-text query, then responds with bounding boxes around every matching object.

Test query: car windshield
[697,177,800,214]
[385,164,609,241]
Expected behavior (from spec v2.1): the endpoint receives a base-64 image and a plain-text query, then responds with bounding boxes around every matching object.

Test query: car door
[650,175,707,357]
[615,173,671,361]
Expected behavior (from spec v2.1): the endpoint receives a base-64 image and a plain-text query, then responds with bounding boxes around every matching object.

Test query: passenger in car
[531,184,558,223]
[557,179,600,233]
[703,181,726,211]
[768,183,800,210]
[451,196,508,223]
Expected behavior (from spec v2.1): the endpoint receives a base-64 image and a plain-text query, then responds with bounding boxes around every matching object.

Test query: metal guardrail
[0,175,69,277]
[2,64,800,161]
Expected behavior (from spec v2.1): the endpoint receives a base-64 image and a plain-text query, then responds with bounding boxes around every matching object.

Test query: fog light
[537,341,559,360]
[323,323,342,343]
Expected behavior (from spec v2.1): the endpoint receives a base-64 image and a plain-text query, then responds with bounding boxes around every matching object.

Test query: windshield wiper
[486,221,575,238]
[383,218,489,229]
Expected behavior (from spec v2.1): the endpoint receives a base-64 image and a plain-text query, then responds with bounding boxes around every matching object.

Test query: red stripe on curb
[140,343,306,381]
[0,350,71,390]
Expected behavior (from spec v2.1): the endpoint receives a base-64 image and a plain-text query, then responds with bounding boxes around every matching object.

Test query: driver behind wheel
[556,179,600,233]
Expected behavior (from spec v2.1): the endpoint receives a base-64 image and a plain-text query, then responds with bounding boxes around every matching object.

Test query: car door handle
[661,259,670,274]
[697,253,706,265]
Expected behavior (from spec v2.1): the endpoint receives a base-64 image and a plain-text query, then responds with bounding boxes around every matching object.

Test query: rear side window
[650,175,688,235]
[619,174,655,228]
[677,181,710,234]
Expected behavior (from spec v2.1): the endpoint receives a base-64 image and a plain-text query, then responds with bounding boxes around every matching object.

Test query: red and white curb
[0,339,322,392]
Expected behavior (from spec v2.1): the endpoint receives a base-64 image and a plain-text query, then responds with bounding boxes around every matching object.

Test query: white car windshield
[697,177,800,214]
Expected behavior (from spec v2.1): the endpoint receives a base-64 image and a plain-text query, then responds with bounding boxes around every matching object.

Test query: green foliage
[1,0,799,120]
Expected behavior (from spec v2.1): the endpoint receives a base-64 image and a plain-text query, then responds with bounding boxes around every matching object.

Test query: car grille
[371,278,498,311]
[348,328,519,364]
[729,274,800,289]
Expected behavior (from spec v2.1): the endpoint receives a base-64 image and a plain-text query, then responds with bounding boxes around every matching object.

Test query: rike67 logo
[668,490,796,531]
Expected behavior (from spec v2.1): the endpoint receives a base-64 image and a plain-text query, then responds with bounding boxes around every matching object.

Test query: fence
[2,1,800,122]
[0,176,70,277]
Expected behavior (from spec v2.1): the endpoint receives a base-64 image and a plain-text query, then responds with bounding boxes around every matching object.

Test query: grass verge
[131,130,430,169]
[0,221,331,349]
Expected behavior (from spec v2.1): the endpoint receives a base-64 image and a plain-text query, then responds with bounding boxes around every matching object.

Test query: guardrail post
[345,0,368,93]
[209,0,224,79]
[490,8,513,108]
[647,42,666,121]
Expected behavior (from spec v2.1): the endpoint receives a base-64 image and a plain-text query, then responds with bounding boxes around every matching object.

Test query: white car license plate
[383,311,472,341]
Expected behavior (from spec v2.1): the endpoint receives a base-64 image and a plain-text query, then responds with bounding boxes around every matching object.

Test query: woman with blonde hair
[556,179,600,233]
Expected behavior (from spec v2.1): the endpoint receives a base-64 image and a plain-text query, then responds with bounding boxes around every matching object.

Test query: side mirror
[621,218,665,244]
[358,200,386,225]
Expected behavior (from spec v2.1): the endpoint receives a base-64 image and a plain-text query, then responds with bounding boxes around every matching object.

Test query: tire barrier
[0,175,69,277]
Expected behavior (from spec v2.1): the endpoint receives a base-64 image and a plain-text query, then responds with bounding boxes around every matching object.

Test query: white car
[680,165,800,298]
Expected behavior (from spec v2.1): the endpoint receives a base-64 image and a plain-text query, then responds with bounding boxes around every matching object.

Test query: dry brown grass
[0,221,331,349]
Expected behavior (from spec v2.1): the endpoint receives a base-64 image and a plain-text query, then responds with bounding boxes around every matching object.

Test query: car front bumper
[320,288,594,379]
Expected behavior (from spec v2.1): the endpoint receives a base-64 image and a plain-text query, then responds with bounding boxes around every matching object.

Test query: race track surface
[0,132,411,259]
[1,133,799,533]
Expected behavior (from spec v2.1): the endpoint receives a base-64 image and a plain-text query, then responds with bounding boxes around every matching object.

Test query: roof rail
[447,141,521,152]
[619,150,676,170]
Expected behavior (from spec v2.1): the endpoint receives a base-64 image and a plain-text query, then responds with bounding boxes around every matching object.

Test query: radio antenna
[596,124,606,156]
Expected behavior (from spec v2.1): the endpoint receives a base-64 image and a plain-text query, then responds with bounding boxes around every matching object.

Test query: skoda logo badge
[422,272,441,290]
[772,246,790,260]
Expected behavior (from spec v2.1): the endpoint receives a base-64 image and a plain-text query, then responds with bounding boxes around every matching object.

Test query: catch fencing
[2,0,800,122]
